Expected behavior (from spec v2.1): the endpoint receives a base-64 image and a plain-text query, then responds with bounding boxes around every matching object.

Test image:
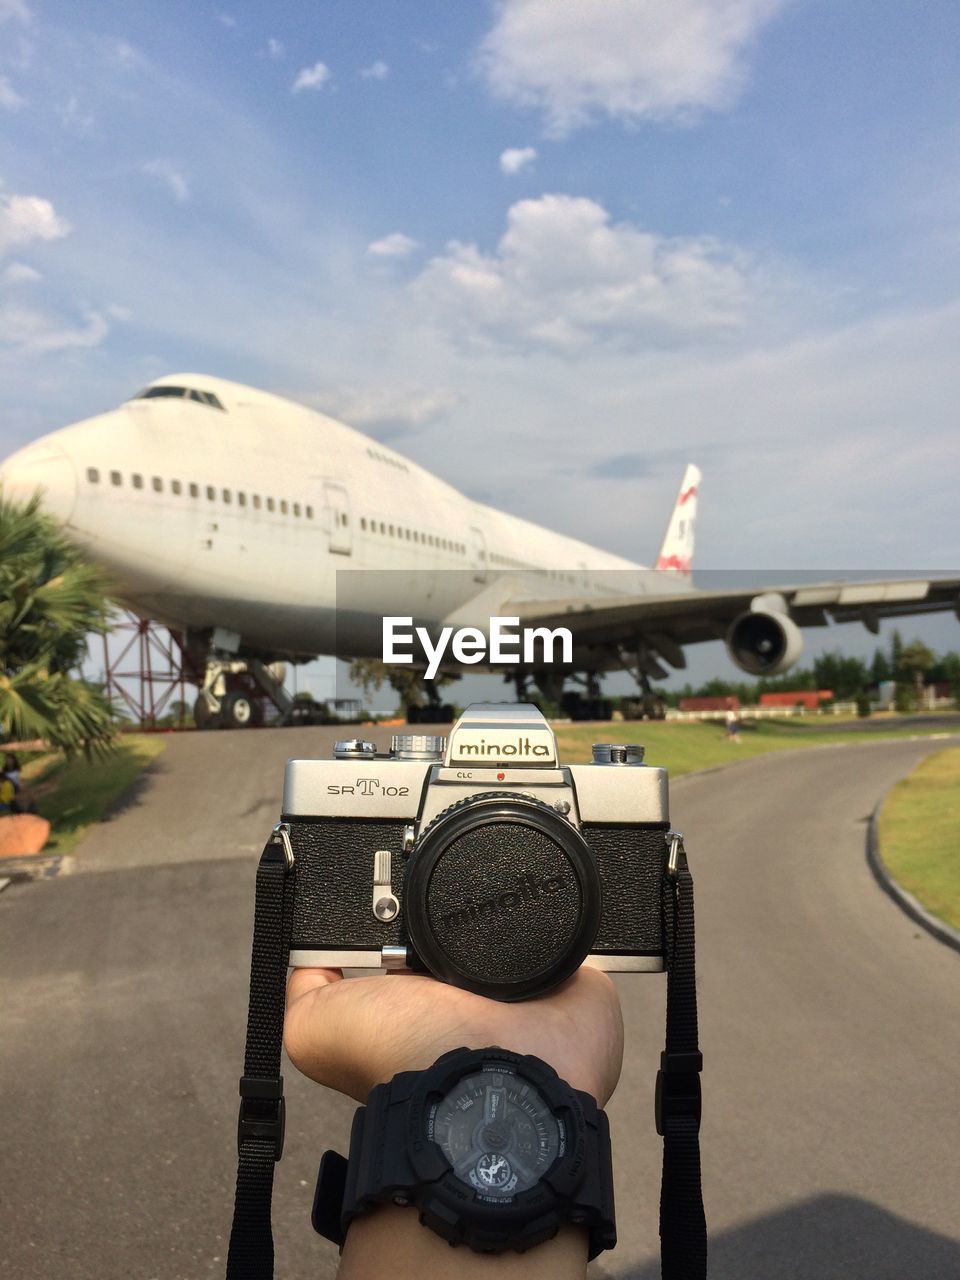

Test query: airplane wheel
[220,691,256,729]
[193,696,221,730]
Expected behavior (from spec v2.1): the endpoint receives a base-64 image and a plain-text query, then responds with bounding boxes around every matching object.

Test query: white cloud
[0,0,31,22]
[216,11,236,28]
[59,94,95,134]
[107,39,144,71]
[265,37,284,60]
[478,0,786,134]
[306,383,458,434]
[499,145,536,175]
[0,75,24,110]
[292,61,331,93]
[0,193,71,254]
[141,159,190,203]
[367,231,420,259]
[411,193,764,352]
[4,260,40,282]
[360,60,390,81]
[0,304,108,356]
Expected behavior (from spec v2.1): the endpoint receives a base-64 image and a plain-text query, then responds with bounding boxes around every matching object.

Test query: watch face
[429,1066,563,1198]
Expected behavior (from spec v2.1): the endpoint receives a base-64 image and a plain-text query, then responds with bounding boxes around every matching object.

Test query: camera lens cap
[404,793,601,1002]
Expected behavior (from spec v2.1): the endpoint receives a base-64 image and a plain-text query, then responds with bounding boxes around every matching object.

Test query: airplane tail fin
[655,464,700,577]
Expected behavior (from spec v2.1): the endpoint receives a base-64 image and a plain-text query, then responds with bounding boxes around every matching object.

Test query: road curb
[0,853,74,883]
[867,798,960,956]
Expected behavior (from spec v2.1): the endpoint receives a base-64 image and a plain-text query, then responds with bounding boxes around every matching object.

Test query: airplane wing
[502,575,960,674]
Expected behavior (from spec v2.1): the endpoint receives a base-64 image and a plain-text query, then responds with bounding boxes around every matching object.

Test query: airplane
[1,372,957,728]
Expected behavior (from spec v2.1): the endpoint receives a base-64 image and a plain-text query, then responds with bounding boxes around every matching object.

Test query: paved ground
[1,728,959,1279]
[767,712,960,734]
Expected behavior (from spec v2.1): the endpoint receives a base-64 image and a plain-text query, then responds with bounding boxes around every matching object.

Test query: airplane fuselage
[0,375,684,669]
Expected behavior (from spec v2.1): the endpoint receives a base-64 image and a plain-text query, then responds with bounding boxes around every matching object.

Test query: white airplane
[1,373,956,728]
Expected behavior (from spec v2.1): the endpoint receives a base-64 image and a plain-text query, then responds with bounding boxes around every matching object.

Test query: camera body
[283,704,670,1001]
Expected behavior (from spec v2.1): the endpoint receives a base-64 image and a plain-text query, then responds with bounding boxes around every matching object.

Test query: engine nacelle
[725,608,803,676]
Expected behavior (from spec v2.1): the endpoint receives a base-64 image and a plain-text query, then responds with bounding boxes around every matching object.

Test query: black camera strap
[226,825,296,1280]
[656,831,707,1279]
[225,825,705,1280]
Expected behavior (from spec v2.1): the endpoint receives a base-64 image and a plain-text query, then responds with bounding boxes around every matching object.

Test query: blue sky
[3,1,959,701]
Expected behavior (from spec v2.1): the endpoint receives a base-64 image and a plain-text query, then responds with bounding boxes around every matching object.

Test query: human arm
[284,965,624,1279]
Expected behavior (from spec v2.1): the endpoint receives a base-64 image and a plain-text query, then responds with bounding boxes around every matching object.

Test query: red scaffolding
[100,612,198,729]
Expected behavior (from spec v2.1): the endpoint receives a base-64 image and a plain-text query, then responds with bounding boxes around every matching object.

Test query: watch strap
[313,1054,616,1259]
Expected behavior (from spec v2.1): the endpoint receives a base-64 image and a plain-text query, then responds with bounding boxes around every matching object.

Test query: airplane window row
[358,516,464,555]
[132,386,226,410]
[488,548,589,586]
[85,468,313,518]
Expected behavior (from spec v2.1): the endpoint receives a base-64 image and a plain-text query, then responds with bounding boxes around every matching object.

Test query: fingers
[286,966,343,1003]
[283,965,625,1107]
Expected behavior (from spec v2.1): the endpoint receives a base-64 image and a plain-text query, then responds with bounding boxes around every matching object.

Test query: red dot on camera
[497,772,505,781]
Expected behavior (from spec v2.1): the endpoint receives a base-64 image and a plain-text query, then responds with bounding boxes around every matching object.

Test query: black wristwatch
[312,1046,617,1258]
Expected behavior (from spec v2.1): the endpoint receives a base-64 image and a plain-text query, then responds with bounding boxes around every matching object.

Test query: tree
[889,629,904,672]
[347,658,457,715]
[812,651,869,699]
[0,493,115,754]
[869,647,891,686]
[897,639,936,709]
[930,651,960,702]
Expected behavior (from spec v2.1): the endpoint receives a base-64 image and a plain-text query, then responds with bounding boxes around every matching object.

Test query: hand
[284,965,624,1105]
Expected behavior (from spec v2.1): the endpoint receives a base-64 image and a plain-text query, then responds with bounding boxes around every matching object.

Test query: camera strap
[656,831,707,1279]
[226,825,296,1280]
[224,824,705,1280]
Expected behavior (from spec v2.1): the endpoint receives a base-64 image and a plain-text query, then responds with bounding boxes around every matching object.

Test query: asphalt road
[2,728,959,1279]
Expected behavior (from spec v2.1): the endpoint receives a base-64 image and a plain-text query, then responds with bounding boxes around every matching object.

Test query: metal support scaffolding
[100,611,194,729]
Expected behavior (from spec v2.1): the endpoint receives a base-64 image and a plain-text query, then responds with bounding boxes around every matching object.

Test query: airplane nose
[0,440,78,524]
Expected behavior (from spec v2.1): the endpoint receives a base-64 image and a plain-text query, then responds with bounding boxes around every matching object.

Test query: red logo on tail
[656,554,692,573]
[677,485,698,506]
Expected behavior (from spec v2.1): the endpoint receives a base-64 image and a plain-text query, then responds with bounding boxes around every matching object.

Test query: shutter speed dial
[391,734,447,760]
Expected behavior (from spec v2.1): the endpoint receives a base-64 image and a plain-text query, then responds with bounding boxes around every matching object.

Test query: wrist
[314,1046,616,1263]
[337,1204,588,1280]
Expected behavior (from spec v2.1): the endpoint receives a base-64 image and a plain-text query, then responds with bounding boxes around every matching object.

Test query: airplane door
[324,482,352,555]
[469,525,488,583]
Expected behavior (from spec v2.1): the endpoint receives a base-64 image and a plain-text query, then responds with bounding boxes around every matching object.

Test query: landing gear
[617,643,671,720]
[561,671,614,722]
[621,674,666,720]
[220,690,263,730]
[192,649,294,729]
[526,669,614,720]
[193,695,220,730]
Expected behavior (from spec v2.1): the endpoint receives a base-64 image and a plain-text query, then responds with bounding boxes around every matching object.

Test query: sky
[2,0,960,708]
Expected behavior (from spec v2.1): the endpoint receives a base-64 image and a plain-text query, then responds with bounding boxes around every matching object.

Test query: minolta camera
[282,703,671,1001]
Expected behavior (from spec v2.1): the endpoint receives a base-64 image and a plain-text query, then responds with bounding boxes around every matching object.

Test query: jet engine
[725,596,803,676]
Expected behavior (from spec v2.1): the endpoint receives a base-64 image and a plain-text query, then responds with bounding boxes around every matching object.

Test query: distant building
[679,695,740,712]
[758,690,833,710]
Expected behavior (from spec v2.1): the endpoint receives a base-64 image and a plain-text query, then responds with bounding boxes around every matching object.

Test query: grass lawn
[878,746,960,932]
[552,716,958,775]
[21,734,168,857]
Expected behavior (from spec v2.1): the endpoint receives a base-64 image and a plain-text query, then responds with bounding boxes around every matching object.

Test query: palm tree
[0,492,115,754]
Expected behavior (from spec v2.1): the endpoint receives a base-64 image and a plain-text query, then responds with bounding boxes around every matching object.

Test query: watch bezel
[401,1046,592,1250]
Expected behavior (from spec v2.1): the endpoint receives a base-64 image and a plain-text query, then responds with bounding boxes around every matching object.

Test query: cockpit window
[137,386,187,399]
[134,386,226,410]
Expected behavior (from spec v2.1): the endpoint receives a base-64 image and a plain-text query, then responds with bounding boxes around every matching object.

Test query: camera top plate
[445,703,558,769]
